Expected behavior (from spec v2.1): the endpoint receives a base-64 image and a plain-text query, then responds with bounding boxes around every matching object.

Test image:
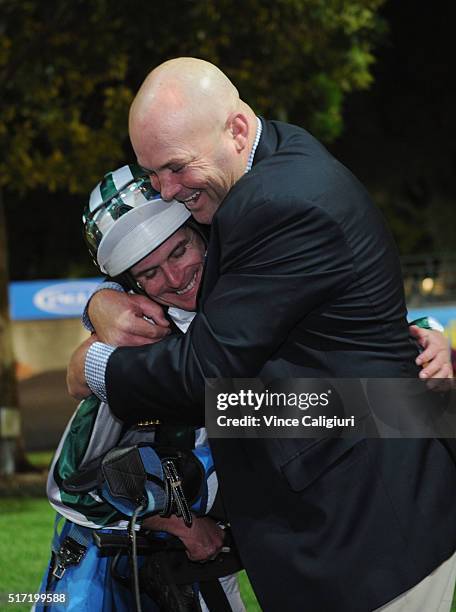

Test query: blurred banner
[7,279,456,346]
[9,278,102,320]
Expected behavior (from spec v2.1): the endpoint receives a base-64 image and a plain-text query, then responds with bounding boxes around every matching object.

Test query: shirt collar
[245,117,262,173]
[168,306,196,332]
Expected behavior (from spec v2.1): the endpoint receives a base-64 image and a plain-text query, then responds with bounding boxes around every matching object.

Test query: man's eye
[139,165,153,174]
[171,165,184,173]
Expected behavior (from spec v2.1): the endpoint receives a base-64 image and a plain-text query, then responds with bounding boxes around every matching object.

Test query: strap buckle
[52,536,86,579]
[161,459,193,527]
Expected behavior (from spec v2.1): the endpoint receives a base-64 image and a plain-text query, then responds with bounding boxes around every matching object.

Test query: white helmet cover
[83,165,191,276]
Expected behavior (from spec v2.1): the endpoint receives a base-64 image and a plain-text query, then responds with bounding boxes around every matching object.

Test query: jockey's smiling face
[130,227,205,311]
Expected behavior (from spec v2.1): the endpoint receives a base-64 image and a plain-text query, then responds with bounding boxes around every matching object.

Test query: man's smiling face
[129,58,253,225]
[129,226,205,311]
[136,129,240,225]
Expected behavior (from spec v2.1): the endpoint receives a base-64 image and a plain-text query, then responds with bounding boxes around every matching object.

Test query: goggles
[83,176,161,256]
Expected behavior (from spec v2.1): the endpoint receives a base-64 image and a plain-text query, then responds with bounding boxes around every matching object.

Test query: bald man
[127,58,256,225]
[68,59,456,612]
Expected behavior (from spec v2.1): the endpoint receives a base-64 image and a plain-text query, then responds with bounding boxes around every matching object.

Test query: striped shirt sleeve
[85,342,116,402]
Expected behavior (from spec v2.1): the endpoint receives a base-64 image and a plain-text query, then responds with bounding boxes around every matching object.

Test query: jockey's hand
[88,290,171,347]
[142,514,225,562]
[178,516,226,562]
[411,326,453,379]
[411,326,453,392]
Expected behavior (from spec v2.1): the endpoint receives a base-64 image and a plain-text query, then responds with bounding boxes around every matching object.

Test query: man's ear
[226,112,249,152]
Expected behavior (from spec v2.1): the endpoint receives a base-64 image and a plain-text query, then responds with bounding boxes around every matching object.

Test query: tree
[0,190,19,474]
[176,0,386,141]
[0,0,133,195]
[1,0,386,197]
[332,0,456,256]
[0,0,134,472]
[0,0,387,471]
[1,0,387,280]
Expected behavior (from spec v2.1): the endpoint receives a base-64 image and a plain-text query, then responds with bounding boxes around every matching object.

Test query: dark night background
[3,0,455,282]
[333,0,455,258]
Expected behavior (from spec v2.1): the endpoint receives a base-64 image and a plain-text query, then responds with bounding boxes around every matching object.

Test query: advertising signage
[9,278,102,320]
[7,279,456,347]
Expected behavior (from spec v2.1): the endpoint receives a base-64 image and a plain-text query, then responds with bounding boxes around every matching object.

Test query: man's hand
[410,326,453,379]
[142,514,225,562]
[66,334,98,399]
[88,290,171,346]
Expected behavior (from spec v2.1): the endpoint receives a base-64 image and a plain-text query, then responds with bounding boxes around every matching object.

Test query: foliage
[331,1,456,255]
[0,0,133,195]
[0,498,54,608]
[185,0,386,140]
[0,0,387,279]
[0,0,386,198]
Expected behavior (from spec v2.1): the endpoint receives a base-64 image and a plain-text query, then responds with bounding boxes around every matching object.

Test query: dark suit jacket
[107,119,456,611]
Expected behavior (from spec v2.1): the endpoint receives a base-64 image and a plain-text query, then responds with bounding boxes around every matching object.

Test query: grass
[0,496,261,612]
[238,571,262,611]
[1,497,452,612]
[26,451,54,469]
[0,498,54,612]
[0,451,453,612]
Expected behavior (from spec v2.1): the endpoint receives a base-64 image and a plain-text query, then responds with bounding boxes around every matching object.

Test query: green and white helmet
[83,164,191,276]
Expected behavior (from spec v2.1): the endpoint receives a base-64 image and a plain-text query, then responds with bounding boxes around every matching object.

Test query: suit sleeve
[106,198,354,425]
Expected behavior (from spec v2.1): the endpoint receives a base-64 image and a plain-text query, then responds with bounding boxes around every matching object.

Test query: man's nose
[156,172,181,202]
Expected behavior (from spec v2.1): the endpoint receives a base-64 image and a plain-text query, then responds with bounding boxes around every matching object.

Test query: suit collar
[252,117,278,166]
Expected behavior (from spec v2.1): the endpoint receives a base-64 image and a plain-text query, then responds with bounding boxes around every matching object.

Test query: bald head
[129,58,257,224]
[130,58,241,136]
